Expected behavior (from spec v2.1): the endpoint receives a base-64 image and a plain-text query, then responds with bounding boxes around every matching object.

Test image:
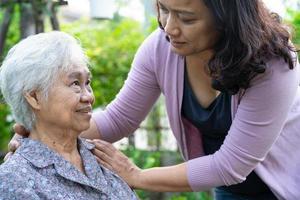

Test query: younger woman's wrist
[131,168,144,189]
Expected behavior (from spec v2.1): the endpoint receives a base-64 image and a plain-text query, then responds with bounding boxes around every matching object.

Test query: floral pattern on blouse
[0,138,138,200]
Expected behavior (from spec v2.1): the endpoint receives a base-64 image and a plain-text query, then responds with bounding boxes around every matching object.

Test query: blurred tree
[286,7,300,49]
[62,18,145,107]
[290,11,300,46]
[0,0,67,57]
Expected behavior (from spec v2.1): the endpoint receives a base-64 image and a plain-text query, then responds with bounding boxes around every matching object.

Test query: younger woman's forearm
[80,118,102,140]
[134,163,192,192]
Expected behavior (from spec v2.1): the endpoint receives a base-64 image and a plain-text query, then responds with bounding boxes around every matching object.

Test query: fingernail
[86,139,93,143]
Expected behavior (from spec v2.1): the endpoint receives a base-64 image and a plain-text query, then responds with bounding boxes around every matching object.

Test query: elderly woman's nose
[81,87,94,103]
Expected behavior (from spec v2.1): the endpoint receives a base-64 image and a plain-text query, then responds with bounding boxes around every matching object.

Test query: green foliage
[169,192,212,200]
[61,18,146,107]
[0,103,12,152]
[287,9,300,47]
[0,5,21,61]
[0,6,21,156]
[123,146,161,169]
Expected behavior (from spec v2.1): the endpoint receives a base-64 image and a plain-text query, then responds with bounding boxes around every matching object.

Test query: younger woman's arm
[91,139,192,192]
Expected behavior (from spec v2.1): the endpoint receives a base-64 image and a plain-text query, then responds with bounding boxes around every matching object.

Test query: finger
[3,152,13,162]
[92,148,113,164]
[92,139,115,152]
[8,139,21,152]
[13,124,29,137]
[95,157,114,171]
[92,140,116,155]
[93,139,115,147]
[85,139,93,143]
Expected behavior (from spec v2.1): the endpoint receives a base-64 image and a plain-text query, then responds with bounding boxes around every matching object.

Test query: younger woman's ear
[24,91,42,110]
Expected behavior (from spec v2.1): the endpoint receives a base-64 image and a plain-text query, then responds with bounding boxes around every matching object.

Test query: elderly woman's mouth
[76,106,92,114]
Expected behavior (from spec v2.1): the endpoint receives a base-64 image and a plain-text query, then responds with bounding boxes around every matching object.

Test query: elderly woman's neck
[30,126,86,174]
[29,127,80,155]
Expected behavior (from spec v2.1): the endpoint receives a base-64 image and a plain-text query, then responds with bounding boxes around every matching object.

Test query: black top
[182,83,231,155]
[181,66,277,197]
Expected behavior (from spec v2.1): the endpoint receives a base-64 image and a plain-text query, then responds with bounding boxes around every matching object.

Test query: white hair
[0,31,89,131]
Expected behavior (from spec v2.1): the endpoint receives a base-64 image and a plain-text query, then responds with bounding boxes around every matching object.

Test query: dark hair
[157,0,297,94]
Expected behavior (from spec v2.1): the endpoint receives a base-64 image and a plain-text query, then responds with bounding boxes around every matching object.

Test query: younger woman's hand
[90,139,141,188]
[4,124,29,161]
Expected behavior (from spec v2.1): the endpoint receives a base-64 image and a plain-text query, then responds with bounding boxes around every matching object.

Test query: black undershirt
[181,66,276,197]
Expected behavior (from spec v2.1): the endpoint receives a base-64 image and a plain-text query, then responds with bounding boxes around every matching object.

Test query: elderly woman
[0,32,138,199]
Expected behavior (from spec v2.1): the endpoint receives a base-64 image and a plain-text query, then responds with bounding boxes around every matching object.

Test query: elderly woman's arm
[92,139,192,192]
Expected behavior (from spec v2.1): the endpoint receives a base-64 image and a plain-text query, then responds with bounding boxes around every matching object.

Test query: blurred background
[0,0,299,199]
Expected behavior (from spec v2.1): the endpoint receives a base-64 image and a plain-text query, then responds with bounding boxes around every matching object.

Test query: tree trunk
[20,3,35,38]
[32,0,44,34]
[49,2,60,30]
[0,5,14,56]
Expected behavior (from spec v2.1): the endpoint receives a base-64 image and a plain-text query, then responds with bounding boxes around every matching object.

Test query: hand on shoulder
[4,123,29,161]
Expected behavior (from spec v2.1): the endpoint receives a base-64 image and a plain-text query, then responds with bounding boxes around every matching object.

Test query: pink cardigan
[94,29,300,199]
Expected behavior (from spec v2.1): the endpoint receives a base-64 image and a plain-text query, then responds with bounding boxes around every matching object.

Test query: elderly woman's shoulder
[0,152,33,182]
[0,154,39,199]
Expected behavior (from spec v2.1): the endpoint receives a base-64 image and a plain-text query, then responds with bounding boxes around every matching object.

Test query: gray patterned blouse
[0,138,138,200]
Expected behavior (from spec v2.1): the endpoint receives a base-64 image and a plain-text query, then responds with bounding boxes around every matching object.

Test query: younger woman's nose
[164,15,180,37]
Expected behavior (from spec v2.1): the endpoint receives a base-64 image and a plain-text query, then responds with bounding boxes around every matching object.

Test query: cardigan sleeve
[187,56,300,191]
[92,30,161,142]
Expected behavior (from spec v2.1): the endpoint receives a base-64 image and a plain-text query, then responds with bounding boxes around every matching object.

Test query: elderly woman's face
[37,64,94,133]
[158,0,219,57]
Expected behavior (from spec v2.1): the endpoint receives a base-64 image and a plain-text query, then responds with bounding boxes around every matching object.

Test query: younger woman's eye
[159,6,169,14]
[181,19,196,24]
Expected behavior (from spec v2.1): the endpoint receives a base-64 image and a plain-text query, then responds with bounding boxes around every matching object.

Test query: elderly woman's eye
[72,80,80,86]
[86,79,91,85]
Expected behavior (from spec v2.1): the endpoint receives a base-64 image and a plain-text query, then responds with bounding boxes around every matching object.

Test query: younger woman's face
[158,0,219,58]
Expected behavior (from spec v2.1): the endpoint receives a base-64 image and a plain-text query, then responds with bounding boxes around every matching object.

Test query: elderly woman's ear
[24,91,42,110]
